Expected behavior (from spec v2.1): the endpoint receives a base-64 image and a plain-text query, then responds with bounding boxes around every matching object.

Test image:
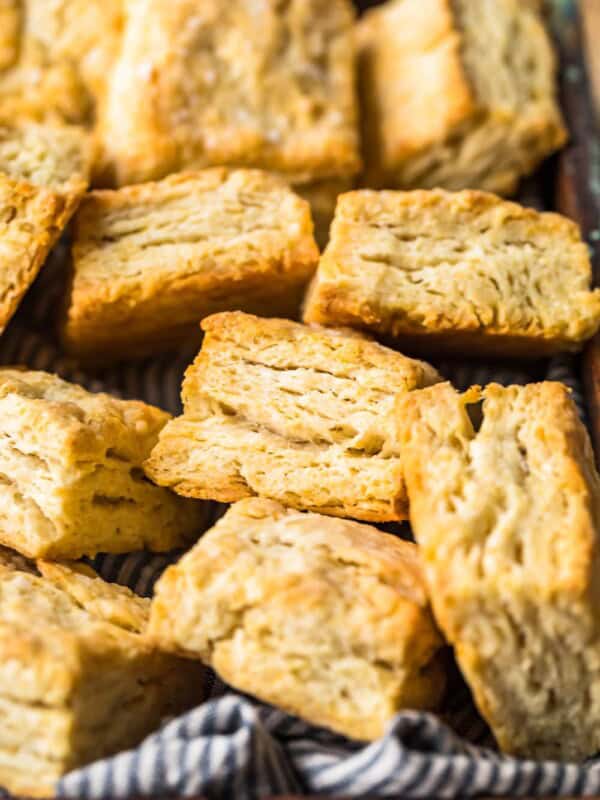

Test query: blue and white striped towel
[58,692,600,798]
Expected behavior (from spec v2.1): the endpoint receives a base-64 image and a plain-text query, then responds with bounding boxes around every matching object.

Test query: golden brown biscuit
[0,121,93,195]
[0,177,74,334]
[0,0,124,124]
[303,189,600,356]
[0,368,206,559]
[358,0,566,193]
[0,558,202,797]
[397,381,600,760]
[144,311,440,522]
[97,0,360,187]
[0,123,92,333]
[62,169,319,363]
[149,497,446,741]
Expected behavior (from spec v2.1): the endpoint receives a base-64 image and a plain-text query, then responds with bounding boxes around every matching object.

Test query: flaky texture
[0,175,78,334]
[0,369,206,558]
[295,176,353,248]
[0,122,93,194]
[0,0,125,124]
[358,0,566,193]
[62,169,320,362]
[397,381,600,760]
[97,0,360,187]
[144,311,440,522]
[0,559,201,797]
[149,497,446,741]
[0,123,92,334]
[304,189,600,356]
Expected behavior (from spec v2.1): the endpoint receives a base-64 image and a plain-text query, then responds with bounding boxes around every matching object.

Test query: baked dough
[0,122,94,194]
[0,0,124,124]
[0,123,92,333]
[96,0,360,187]
[303,189,600,356]
[0,368,206,559]
[148,497,446,741]
[397,380,600,760]
[0,555,201,797]
[62,169,320,362]
[358,0,566,193]
[144,311,440,522]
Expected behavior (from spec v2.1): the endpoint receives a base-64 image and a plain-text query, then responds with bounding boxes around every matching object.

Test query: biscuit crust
[149,497,446,741]
[358,0,566,193]
[0,123,93,333]
[144,311,440,522]
[0,557,201,797]
[397,381,600,760]
[0,0,124,124]
[0,369,206,558]
[62,169,320,362]
[0,122,93,194]
[97,0,360,186]
[0,176,75,334]
[304,189,600,356]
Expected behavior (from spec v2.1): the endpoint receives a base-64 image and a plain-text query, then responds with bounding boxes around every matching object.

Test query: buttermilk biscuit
[0,369,205,559]
[0,557,201,797]
[0,122,93,195]
[149,497,446,740]
[144,311,441,522]
[0,0,124,124]
[358,0,566,193]
[62,169,319,362]
[304,189,600,356]
[0,122,93,333]
[397,381,600,760]
[97,0,360,187]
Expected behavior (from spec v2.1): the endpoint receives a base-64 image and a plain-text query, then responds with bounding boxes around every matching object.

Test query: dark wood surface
[554,2,600,464]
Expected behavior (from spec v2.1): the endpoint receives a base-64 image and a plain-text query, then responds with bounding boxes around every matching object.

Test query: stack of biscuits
[0,0,599,795]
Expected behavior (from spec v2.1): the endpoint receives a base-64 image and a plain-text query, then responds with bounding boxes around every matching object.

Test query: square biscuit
[0,123,93,334]
[397,381,600,760]
[97,0,360,187]
[149,497,446,741]
[303,189,600,357]
[358,0,566,193]
[0,369,206,559]
[0,0,124,124]
[143,311,441,523]
[62,169,320,363]
[0,557,201,797]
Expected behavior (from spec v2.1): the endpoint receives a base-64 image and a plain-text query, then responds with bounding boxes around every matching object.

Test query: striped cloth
[4,235,597,798]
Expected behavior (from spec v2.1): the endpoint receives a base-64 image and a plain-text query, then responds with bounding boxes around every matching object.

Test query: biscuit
[0,557,201,797]
[0,123,92,333]
[0,0,124,124]
[358,0,566,193]
[0,369,206,559]
[97,0,360,187]
[397,381,600,760]
[149,497,446,741]
[303,189,600,356]
[62,169,320,363]
[144,311,440,522]
[0,122,94,195]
